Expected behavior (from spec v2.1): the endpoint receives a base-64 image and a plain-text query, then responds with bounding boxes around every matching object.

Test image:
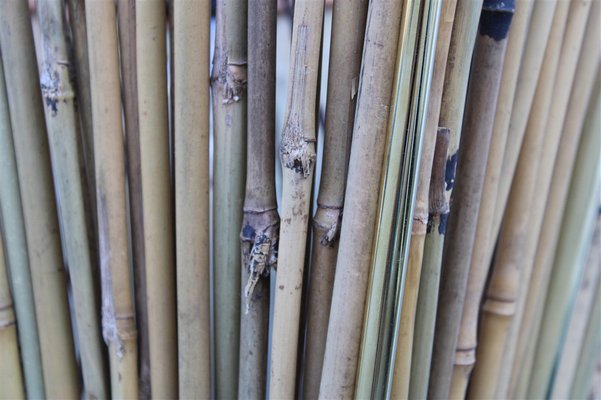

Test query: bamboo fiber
[270,1,324,397]
[318,0,404,396]
[302,2,367,398]
[86,0,139,396]
[0,1,80,397]
[238,1,277,398]
[136,1,178,396]
[0,55,45,399]
[38,0,108,397]
[212,0,248,396]
[173,0,211,397]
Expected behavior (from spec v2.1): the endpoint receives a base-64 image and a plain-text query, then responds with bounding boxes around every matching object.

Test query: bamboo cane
[0,2,80,397]
[173,0,211,397]
[86,0,139,397]
[427,4,514,399]
[0,55,45,399]
[37,0,108,397]
[317,0,404,397]
[135,1,178,397]
[212,1,248,396]
[526,86,601,400]
[269,1,324,397]
[238,1,277,399]
[447,2,533,397]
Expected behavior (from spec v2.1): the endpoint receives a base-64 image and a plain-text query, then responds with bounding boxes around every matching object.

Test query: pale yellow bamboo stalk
[86,0,139,397]
[0,2,79,397]
[173,0,211,397]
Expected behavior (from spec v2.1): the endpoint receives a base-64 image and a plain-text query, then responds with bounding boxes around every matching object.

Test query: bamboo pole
[211,0,248,396]
[0,2,80,397]
[318,0,404,397]
[173,0,211,397]
[269,1,324,397]
[447,2,533,397]
[0,55,45,400]
[135,1,178,397]
[37,0,108,397]
[238,1,277,399]
[86,0,139,397]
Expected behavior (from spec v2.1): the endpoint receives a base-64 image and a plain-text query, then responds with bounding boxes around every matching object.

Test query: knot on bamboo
[280,123,316,178]
[217,62,247,104]
[454,347,477,366]
[40,62,74,116]
[0,301,16,329]
[313,204,343,246]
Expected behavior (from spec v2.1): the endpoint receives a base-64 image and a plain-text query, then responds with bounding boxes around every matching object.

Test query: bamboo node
[0,302,16,329]
[242,222,278,314]
[280,124,316,178]
[215,61,247,105]
[40,62,75,116]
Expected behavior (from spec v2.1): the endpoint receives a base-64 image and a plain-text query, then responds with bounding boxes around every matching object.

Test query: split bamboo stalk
[526,87,601,400]
[0,1,80,397]
[468,2,570,397]
[173,0,211,397]
[317,0,404,396]
[0,230,24,400]
[427,3,514,399]
[238,1,277,398]
[116,1,150,396]
[37,0,108,397]
[0,54,45,398]
[447,2,533,397]
[211,0,248,396]
[136,1,178,397]
[86,0,139,396]
[302,2,368,398]
[269,1,324,396]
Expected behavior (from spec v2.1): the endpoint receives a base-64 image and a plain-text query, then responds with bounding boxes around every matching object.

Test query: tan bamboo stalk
[447,2,533,397]
[37,0,108,397]
[0,55,45,399]
[135,1,177,397]
[0,1,80,397]
[490,0,558,244]
[269,1,324,396]
[317,0,404,397]
[427,3,514,398]
[173,0,211,397]
[238,1,277,399]
[86,0,139,397]
[0,230,24,399]
[211,1,248,396]
[116,1,150,396]
[468,3,571,397]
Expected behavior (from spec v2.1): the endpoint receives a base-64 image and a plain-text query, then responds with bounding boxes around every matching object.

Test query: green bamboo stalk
[211,0,248,396]
[37,0,108,397]
[173,0,211,397]
[86,0,139,396]
[0,1,80,397]
[0,54,45,399]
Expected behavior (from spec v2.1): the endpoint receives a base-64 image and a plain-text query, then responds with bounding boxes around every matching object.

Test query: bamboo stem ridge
[302,2,368,398]
[0,1,80,397]
[269,1,324,397]
[37,0,108,397]
[86,0,139,397]
[173,0,211,397]
[239,1,277,398]
[211,0,248,396]
[427,3,514,399]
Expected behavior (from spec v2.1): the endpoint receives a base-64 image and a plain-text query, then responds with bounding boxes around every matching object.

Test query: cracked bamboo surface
[86,0,139,396]
[173,0,211,397]
[0,1,79,397]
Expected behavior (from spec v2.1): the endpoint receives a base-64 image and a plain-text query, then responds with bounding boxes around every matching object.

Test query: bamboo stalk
[269,1,323,397]
[86,0,139,396]
[37,0,108,397]
[447,2,533,397]
[0,2,80,397]
[135,1,178,397]
[0,53,45,400]
[238,1,277,399]
[211,0,248,396]
[173,0,211,397]
[318,0,404,397]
